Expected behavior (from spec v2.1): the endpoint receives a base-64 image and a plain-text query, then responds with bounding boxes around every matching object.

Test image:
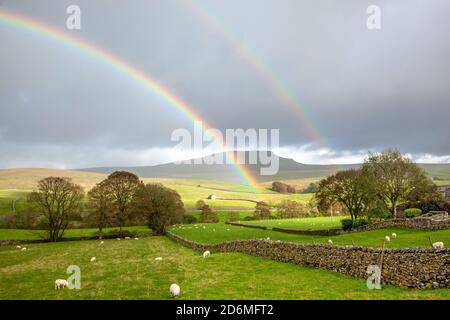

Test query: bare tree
[103,171,142,236]
[28,177,84,242]
[87,181,113,239]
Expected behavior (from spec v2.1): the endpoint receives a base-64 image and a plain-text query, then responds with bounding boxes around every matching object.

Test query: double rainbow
[0,9,260,190]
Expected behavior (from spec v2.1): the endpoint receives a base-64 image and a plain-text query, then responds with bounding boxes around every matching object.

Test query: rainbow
[181,0,327,148]
[0,9,260,190]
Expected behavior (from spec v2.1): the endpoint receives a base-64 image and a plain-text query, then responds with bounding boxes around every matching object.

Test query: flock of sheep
[51,236,213,298]
[13,224,444,297]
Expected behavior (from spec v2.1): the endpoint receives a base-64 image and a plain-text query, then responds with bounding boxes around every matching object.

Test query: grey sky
[0,0,449,168]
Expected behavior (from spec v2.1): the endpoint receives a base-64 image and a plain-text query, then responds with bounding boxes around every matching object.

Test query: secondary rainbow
[0,9,259,190]
[181,0,327,148]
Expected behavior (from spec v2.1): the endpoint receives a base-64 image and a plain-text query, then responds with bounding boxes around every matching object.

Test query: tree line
[27,171,185,242]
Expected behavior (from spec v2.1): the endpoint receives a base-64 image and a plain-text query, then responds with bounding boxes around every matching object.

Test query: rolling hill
[78,151,450,183]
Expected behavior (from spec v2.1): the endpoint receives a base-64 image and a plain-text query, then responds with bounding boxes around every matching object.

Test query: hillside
[78,151,450,183]
[0,168,107,190]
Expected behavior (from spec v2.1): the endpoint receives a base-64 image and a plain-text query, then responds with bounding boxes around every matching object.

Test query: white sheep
[391,233,397,239]
[432,242,444,249]
[134,237,139,240]
[117,238,121,241]
[155,257,163,261]
[100,241,104,245]
[384,236,390,242]
[266,237,271,240]
[202,250,211,258]
[170,283,180,298]
[124,237,130,240]
[21,247,27,251]
[54,279,69,289]
[16,245,21,249]
[90,257,96,262]
[328,239,333,245]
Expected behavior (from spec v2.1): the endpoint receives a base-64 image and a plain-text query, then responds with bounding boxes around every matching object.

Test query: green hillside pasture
[188,211,253,222]
[170,222,450,248]
[0,236,447,299]
[165,184,313,209]
[0,189,30,215]
[0,226,150,241]
[244,216,345,230]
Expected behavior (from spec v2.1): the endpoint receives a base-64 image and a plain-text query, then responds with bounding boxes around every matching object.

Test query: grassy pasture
[0,226,150,241]
[0,236,448,300]
[244,216,345,230]
[170,222,450,248]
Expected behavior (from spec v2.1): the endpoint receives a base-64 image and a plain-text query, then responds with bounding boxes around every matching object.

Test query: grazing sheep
[226,228,230,231]
[117,238,121,240]
[266,237,270,240]
[391,233,397,239]
[124,237,130,240]
[90,257,96,262]
[16,245,21,249]
[100,241,104,245]
[54,279,69,290]
[170,284,180,298]
[384,236,390,242]
[202,250,211,258]
[21,247,27,251]
[328,239,333,245]
[134,237,139,240]
[155,257,163,261]
[432,242,444,249]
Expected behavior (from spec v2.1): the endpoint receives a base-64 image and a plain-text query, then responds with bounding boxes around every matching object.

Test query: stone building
[437,185,450,200]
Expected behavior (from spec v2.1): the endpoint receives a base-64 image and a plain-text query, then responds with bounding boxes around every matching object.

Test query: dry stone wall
[167,232,450,289]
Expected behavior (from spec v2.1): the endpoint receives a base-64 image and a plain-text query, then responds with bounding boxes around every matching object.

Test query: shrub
[353,218,368,228]
[200,205,219,223]
[368,206,390,221]
[195,200,206,210]
[442,201,450,213]
[341,218,353,231]
[404,208,422,218]
[227,212,240,222]
[182,214,197,224]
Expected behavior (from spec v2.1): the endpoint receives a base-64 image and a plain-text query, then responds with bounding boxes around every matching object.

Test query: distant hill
[78,151,450,183]
[0,168,107,190]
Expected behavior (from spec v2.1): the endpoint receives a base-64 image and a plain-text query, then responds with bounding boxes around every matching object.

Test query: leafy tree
[277,200,307,218]
[195,199,206,210]
[362,149,438,217]
[315,169,373,220]
[133,183,185,234]
[271,181,296,193]
[253,201,272,220]
[302,182,319,193]
[28,177,84,242]
[200,204,219,223]
[87,181,113,239]
[102,171,143,236]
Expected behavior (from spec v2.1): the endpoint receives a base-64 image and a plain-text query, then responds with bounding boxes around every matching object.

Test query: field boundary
[167,231,450,289]
[226,217,450,236]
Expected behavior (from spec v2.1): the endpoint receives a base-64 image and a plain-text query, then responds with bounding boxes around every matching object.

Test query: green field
[170,222,450,248]
[0,226,150,241]
[1,236,448,300]
[243,216,345,230]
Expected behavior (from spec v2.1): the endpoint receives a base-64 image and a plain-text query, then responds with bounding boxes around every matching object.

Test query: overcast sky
[1,0,449,168]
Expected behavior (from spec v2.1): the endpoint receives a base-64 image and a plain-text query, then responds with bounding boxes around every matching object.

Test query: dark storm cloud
[0,0,449,168]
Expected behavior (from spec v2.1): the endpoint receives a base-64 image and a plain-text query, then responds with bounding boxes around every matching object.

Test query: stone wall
[167,232,450,289]
[356,218,450,231]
